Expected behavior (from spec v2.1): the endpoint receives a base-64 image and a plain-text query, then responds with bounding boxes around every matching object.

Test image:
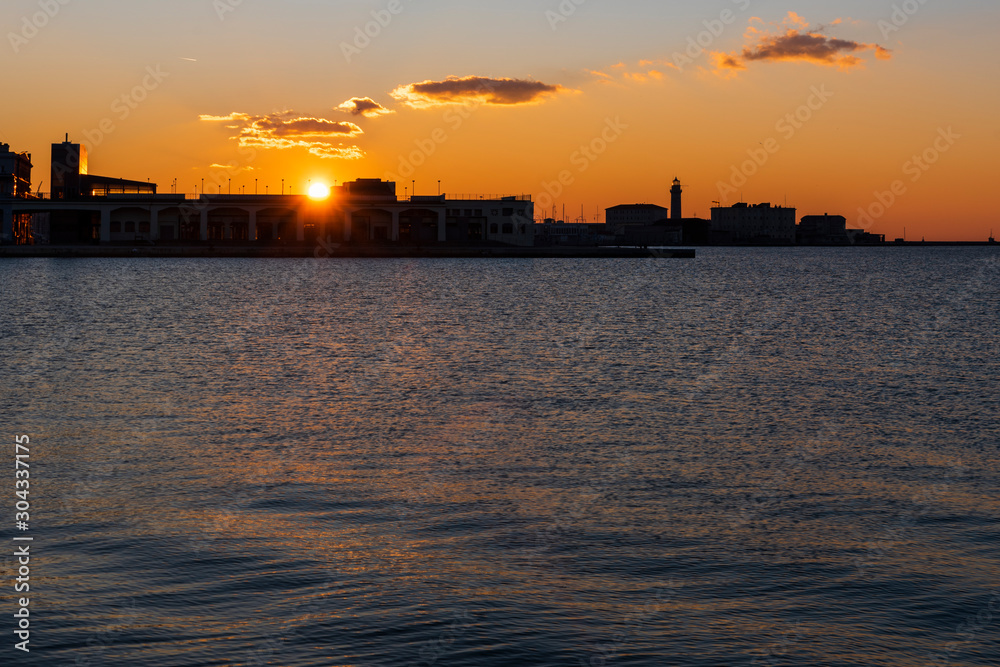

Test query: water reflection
[0,249,997,665]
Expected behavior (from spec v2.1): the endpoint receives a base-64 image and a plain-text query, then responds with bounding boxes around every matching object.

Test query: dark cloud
[255,116,362,137]
[716,13,891,72]
[200,111,364,159]
[391,76,566,108]
[337,97,394,118]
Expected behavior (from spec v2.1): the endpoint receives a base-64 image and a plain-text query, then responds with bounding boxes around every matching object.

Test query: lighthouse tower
[670,178,682,220]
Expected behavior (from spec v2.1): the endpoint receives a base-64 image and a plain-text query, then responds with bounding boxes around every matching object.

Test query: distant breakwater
[0,245,696,259]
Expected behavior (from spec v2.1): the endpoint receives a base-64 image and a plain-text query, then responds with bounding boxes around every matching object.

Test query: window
[502,208,513,217]
[519,225,526,234]
[475,209,482,216]
[502,223,514,234]
[124,221,135,233]
[464,209,473,217]
[139,221,150,234]
[110,221,121,233]
[489,223,498,234]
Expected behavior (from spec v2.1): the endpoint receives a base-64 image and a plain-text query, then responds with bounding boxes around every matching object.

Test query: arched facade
[4,182,534,247]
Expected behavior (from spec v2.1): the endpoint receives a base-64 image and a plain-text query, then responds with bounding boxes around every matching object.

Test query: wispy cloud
[391,76,567,108]
[199,111,365,159]
[209,163,255,171]
[714,13,891,74]
[588,59,678,84]
[337,97,394,118]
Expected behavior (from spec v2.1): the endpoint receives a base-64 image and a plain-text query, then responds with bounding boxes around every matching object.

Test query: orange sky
[4,1,999,239]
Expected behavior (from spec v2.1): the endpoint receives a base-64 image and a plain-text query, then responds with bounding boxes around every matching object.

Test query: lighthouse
[670,178,682,220]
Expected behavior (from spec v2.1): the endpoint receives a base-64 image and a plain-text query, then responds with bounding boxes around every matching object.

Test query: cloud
[199,113,248,122]
[337,97,394,118]
[200,111,365,159]
[391,76,566,108]
[715,13,892,73]
[209,163,255,171]
[588,59,678,85]
[713,53,746,72]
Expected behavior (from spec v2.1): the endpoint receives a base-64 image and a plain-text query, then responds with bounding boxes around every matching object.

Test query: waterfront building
[50,137,156,200]
[711,202,796,243]
[846,229,886,244]
[798,214,848,245]
[534,220,612,246]
[0,143,36,244]
[0,143,32,197]
[605,204,669,235]
[797,214,886,245]
[1,137,534,247]
[619,221,683,246]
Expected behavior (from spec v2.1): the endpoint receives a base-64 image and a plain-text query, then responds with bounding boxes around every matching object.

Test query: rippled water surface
[1,248,999,666]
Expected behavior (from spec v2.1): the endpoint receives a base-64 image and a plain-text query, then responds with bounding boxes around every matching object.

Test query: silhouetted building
[344,178,395,199]
[535,220,611,246]
[7,135,537,246]
[846,229,886,244]
[798,214,848,245]
[51,136,156,200]
[671,178,682,220]
[1,143,36,245]
[0,143,33,198]
[606,204,669,234]
[50,138,87,200]
[619,219,682,246]
[679,218,711,245]
[711,203,796,243]
[797,214,885,245]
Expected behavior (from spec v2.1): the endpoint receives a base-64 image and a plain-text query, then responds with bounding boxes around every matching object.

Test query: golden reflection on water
[5,251,999,665]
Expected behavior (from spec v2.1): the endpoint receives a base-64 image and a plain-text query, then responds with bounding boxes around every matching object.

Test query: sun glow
[308,183,330,200]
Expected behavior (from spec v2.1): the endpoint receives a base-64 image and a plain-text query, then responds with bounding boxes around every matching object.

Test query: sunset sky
[4,0,998,240]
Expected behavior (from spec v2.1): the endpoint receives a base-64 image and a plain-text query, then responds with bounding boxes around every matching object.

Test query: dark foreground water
[1,248,998,666]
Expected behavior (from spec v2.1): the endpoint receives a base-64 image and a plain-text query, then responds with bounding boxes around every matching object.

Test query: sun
[308,183,330,200]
